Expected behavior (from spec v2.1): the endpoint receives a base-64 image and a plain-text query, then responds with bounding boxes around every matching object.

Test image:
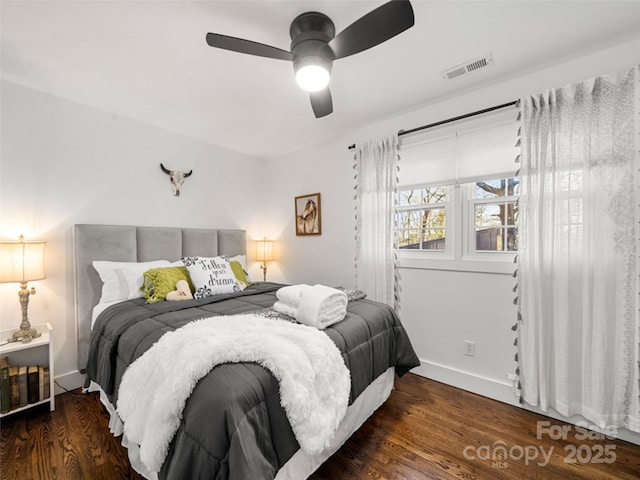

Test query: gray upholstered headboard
[74,224,247,371]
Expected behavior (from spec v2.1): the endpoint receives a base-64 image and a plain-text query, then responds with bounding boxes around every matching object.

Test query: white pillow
[183,256,244,299]
[93,260,170,303]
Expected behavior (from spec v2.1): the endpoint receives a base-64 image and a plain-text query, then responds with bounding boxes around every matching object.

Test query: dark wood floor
[1,374,639,479]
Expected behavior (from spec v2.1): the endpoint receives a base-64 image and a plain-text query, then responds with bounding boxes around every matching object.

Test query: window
[395,106,520,271]
[396,186,448,251]
[394,177,519,258]
[469,177,519,252]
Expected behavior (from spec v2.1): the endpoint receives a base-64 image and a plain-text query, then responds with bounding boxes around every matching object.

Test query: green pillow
[142,266,194,303]
[230,260,251,287]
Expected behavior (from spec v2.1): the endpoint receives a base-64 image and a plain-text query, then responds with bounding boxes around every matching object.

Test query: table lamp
[256,238,274,282]
[0,235,46,343]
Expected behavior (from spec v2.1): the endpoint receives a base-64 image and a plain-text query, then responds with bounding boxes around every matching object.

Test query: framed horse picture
[295,193,322,236]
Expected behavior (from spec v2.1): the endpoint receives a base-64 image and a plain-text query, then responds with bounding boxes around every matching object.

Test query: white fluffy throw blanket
[117,314,351,473]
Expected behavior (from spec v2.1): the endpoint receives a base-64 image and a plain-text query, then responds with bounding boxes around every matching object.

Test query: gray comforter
[87,282,419,480]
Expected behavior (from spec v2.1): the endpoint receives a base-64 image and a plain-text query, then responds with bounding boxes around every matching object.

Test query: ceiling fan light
[295,64,330,92]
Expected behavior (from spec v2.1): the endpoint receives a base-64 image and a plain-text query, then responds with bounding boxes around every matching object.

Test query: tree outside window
[473,177,519,252]
[397,186,447,250]
[396,177,519,253]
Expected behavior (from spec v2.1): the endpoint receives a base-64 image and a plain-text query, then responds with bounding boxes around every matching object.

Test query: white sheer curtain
[354,135,399,308]
[517,66,640,431]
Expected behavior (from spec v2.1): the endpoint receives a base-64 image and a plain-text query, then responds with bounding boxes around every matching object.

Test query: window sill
[397,251,516,275]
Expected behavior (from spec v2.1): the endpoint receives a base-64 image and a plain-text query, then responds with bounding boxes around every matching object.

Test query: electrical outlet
[464,340,475,357]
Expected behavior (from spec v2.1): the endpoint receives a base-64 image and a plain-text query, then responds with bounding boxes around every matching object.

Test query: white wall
[262,138,357,287]
[0,80,267,389]
[266,38,640,444]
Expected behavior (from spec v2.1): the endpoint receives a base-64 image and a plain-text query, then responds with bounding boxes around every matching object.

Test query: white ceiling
[2,1,640,159]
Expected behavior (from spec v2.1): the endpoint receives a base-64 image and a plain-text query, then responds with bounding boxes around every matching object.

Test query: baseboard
[412,359,519,406]
[412,359,640,446]
[53,369,86,396]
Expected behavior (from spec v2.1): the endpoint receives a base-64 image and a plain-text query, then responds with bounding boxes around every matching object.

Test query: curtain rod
[347,100,518,151]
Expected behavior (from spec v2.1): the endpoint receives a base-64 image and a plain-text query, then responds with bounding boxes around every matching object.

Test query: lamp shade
[256,239,274,263]
[0,237,46,283]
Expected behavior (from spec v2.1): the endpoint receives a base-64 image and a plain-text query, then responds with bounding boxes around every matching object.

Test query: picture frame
[295,193,322,236]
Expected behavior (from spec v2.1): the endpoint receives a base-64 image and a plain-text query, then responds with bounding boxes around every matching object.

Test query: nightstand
[0,323,55,416]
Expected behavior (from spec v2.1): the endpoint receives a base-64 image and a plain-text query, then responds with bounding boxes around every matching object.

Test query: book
[9,366,19,409]
[27,366,39,404]
[1,364,10,413]
[39,366,45,401]
[43,367,50,400]
[18,366,28,407]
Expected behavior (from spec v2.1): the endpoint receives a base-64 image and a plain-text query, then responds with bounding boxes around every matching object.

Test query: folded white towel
[273,301,298,318]
[276,284,311,307]
[297,285,348,330]
[274,284,348,329]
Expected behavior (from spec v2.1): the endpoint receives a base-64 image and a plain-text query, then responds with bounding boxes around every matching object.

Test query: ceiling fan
[205,0,415,118]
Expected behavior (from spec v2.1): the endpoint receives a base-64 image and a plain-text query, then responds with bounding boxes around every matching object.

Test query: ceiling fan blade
[329,0,414,60]
[310,88,333,118]
[206,33,294,61]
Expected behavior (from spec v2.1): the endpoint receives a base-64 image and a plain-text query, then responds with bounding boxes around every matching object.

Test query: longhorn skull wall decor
[160,163,193,197]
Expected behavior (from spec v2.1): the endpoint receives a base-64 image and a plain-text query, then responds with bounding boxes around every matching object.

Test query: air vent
[442,54,494,80]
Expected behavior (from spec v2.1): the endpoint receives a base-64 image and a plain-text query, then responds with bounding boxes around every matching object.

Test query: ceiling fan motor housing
[205,1,415,117]
[290,12,336,75]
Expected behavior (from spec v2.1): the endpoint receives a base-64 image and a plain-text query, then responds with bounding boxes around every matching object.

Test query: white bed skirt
[88,367,395,480]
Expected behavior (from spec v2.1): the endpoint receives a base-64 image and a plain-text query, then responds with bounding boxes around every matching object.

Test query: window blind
[398,106,519,186]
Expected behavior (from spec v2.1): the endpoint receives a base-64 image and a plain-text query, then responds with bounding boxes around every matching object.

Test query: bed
[75,224,420,480]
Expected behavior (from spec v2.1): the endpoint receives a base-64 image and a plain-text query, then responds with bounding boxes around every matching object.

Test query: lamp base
[261,263,267,282]
[8,282,42,343]
[8,327,41,344]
